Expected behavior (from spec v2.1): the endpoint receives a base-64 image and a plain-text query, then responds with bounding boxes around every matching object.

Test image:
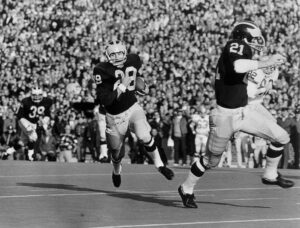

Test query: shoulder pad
[226,39,253,58]
[126,54,142,69]
[93,62,111,84]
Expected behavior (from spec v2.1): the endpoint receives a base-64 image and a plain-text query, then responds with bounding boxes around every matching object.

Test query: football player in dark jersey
[178,21,294,208]
[93,40,174,187]
[16,87,53,161]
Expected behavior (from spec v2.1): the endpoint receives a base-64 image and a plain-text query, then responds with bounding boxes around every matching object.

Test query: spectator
[37,128,58,161]
[0,0,299,165]
[170,109,188,166]
[292,109,300,169]
[277,108,295,168]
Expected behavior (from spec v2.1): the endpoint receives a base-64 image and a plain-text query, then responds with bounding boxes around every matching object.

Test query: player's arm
[17,104,35,133]
[234,54,286,73]
[96,83,123,106]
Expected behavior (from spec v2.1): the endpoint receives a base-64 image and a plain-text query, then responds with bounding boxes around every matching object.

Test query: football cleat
[158,166,174,180]
[178,185,197,208]
[112,172,121,188]
[262,173,294,188]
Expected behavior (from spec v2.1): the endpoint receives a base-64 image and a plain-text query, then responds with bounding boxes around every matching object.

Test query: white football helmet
[31,87,43,103]
[105,40,127,68]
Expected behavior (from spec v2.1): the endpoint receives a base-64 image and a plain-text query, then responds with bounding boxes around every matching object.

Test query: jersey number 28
[113,66,137,91]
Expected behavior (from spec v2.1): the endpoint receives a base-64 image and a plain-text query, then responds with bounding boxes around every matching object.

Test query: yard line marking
[0,170,249,178]
[122,186,300,194]
[89,218,300,228]
[0,192,108,199]
[223,197,282,201]
[159,194,215,198]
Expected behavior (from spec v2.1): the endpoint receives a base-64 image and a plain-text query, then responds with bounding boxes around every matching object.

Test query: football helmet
[231,21,265,52]
[105,40,127,68]
[31,87,43,103]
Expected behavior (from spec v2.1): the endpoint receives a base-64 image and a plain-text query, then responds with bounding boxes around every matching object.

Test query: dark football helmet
[231,21,265,52]
[105,39,127,68]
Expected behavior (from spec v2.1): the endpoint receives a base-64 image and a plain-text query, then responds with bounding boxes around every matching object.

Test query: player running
[8,87,53,161]
[93,39,174,187]
[178,21,294,208]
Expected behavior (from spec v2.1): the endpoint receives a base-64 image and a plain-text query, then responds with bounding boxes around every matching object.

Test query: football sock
[113,161,122,175]
[182,157,207,194]
[28,149,34,161]
[144,137,164,168]
[100,144,108,159]
[263,143,283,180]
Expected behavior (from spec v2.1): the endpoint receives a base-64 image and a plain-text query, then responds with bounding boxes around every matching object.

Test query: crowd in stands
[0,0,299,168]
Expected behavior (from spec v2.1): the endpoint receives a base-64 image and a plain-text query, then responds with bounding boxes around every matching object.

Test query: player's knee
[111,149,124,163]
[137,132,151,146]
[277,132,290,145]
[205,147,224,168]
[208,154,223,167]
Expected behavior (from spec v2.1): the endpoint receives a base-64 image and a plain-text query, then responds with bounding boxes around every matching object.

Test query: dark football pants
[205,103,290,167]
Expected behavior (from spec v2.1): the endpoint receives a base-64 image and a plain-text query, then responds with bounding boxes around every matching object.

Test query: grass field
[0,161,299,228]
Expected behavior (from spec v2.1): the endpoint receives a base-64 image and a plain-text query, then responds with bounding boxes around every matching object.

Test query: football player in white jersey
[193,105,209,162]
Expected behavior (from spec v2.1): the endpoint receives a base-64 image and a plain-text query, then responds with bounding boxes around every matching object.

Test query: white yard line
[0,170,256,178]
[223,197,282,201]
[89,218,300,228]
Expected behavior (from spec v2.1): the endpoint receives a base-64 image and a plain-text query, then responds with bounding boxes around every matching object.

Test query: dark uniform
[17,97,53,124]
[205,39,289,167]
[93,53,141,115]
[17,96,53,145]
[92,53,151,162]
[216,39,252,108]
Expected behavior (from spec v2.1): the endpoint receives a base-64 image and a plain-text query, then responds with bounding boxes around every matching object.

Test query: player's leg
[129,104,174,180]
[98,113,108,162]
[179,108,234,208]
[234,134,245,168]
[193,134,201,162]
[106,114,127,187]
[240,104,293,188]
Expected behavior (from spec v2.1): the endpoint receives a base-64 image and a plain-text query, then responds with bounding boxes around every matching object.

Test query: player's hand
[268,54,286,66]
[121,74,131,88]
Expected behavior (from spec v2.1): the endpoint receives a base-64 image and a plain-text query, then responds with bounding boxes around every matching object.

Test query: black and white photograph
[0,0,299,227]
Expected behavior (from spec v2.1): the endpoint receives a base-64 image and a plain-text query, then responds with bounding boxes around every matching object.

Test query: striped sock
[263,143,283,180]
[182,157,208,194]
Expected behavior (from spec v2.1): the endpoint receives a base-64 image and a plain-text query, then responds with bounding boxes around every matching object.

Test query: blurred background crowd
[0,0,299,168]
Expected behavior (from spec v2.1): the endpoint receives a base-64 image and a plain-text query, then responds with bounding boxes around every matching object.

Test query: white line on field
[89,218,300,228]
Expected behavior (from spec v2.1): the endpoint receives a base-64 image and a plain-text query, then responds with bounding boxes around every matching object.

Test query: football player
[16,87,53,161]
[193,105,209,162]
[93,40,174,187]
[178,21,294,208]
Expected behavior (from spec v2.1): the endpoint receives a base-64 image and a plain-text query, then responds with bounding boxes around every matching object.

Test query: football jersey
[195,115,209,136]
[247,67,279,104]
[93,54,142,115]
[215,39,253,108]
[17,97,53,124]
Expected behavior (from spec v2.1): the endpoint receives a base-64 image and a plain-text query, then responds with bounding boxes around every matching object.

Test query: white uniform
[193,114,209,155]
[247,67,279,104]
